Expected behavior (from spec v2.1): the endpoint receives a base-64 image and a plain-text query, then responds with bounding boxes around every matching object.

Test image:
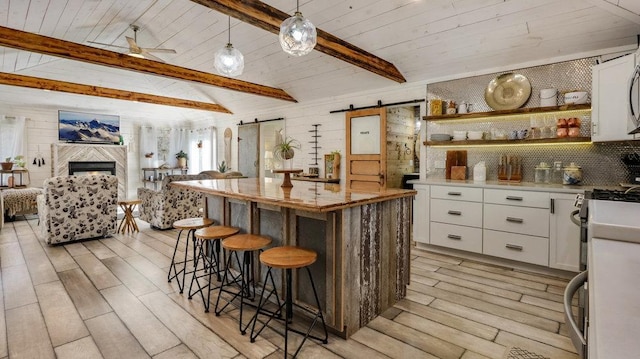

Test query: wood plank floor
[0,217,579,359]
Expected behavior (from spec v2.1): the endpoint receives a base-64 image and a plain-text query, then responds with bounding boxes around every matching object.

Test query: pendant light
[279,0,317,56]
[214,16,244,77]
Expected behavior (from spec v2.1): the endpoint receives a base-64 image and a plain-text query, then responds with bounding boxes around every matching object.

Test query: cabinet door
[549,193,581,272]
[413,184,429,243]
[592,54,636,142]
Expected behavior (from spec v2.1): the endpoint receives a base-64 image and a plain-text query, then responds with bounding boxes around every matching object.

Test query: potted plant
[1,157,13,171]
[218,160,229,173]
[175,150,188,168]
[273,137,300,160]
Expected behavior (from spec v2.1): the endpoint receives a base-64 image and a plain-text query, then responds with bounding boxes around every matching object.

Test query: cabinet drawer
[484,189,550,208]
[431,199,482,227]
[431,222,482,253]
[483,204,549,237]
[431,185,483,202]
[483,229,549,266]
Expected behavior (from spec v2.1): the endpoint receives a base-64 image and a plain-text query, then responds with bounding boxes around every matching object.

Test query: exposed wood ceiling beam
[0,26,296,103]
[190,0,406,83]
[0,72,232,113]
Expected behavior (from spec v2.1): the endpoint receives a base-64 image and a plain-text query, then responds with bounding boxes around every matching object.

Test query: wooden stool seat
[195,226,239,240]
[222,234,272,252]
[173,217,214,230]
[259,246,317,269]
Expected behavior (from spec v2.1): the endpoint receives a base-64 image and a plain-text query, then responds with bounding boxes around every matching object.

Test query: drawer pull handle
[506,244,523,251]
[447,192,462,196]
[506,217,524,223]
[447,234,462,240]
[506,196,523,201]
[447,210,462,215]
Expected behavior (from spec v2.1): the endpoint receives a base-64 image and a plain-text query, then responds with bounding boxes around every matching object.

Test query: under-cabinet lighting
[430,141,593,149]
[431,109,592,125]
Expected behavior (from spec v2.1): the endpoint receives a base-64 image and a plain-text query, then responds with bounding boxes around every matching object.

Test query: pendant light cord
[227,16,231,44]
[296,0,300,12]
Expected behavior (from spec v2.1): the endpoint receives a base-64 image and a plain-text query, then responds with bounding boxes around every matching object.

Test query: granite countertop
[588,200,640,358]
[408,178,621,194]
[171,178,416,212]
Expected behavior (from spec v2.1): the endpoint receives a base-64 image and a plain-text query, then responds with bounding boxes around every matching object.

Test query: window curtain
[139,126,158,168]
[169,128,189,168]
[0,116,27,161]
[188,126,217,174]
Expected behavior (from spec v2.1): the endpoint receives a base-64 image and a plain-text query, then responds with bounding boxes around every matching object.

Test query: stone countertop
[588,200,640,358]
[407,178,621,194]
[171,178,416,213]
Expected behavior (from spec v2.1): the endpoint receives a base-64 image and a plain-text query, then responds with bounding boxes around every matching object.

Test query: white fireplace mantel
[52,143,128,199]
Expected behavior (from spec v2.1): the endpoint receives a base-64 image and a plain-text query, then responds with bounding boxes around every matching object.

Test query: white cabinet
[591,53,637,142]
[413,184,429,244]
[483,229,549,267]
[549,193,581,272]
[429,185,483,253]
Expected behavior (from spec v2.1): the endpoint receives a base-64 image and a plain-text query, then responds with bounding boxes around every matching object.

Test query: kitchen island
[172,177,415,338]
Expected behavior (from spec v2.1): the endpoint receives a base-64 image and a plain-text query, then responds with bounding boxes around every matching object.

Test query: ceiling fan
[88,24,176,63]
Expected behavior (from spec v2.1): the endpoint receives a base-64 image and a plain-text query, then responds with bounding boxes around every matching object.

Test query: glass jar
[534,162,551,183]
[563,162,583,185]
[551,161,563,184]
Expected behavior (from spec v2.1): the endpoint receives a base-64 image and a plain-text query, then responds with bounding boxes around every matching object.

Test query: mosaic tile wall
[426,58,640,185]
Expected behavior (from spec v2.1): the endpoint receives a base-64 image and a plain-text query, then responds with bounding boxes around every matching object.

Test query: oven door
[564,270,588,359]
[628,62,640,134]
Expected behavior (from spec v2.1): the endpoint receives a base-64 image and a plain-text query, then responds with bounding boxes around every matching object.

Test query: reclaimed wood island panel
[172,178,415,338]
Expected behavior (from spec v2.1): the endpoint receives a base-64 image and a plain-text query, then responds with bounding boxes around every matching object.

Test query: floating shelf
[423,103,591,121]
[424,137,591,147]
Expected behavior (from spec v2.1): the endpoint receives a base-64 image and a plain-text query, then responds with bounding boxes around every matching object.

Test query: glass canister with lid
[563,162,583,185]
[534,162,551,183]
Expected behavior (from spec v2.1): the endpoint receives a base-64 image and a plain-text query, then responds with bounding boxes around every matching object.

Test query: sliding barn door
[346,108,387,190]
[238,123,259,178]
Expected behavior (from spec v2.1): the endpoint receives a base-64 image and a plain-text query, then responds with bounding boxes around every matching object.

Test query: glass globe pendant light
[279,0,317,56]
[214,16,244,77]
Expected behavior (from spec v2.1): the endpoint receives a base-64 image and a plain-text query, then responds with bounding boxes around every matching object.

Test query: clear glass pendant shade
[214,43,244,77]
[279,12,317,56]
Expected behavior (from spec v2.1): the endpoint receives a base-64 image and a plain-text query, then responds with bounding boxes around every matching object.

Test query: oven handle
[570,209,581,227]
[564,270,588,358]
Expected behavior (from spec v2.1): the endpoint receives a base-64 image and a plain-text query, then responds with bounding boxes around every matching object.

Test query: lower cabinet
[431,222,483,253]
[483,229,549,266]
[416,184,581,271]
[549,193,581,272]
[413,184,429,243]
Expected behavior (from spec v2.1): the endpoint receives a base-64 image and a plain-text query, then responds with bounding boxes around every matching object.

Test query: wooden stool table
[118,199,142,234]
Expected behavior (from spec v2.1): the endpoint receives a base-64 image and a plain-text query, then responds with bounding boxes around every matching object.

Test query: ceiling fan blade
[125,36,141,52]
[140,48,177,54]
[87,41,130,50]
[139,51,165,63]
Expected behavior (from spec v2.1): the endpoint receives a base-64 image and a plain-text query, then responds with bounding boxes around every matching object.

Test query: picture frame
[324,153,340,179]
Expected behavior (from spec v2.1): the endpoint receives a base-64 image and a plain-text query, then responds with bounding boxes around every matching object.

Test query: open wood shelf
[423,103,591,121]
[424,136,591,146]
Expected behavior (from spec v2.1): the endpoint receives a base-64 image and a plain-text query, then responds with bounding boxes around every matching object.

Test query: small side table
[118,199,142,234]
[273,169,303,188]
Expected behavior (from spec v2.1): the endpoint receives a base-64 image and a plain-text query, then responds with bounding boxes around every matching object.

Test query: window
[189,127,217,174]
[0,116,26,161]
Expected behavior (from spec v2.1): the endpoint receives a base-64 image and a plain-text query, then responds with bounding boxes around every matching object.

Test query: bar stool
[187,225,240,312]
[168,217,214,293]
[214,234,272,334]
[250,246,328,358]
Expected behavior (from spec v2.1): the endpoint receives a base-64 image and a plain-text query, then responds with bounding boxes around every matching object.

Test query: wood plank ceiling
[0,0,639,121]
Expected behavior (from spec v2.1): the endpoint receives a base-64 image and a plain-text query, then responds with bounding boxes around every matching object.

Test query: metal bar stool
[214,234,273,334]
[250,246,328,358]
[168,217,214,293]
[187,225,239,312]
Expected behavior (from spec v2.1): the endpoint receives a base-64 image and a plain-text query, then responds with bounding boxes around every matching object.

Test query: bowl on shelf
[430,133,452,141]
[467,131,484,140]
[452,130,467,140]
[563,91,588,104]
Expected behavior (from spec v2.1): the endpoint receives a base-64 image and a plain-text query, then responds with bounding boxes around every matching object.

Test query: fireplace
[68,161,116,176]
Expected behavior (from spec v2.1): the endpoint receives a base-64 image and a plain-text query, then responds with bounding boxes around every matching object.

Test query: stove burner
[588,189,640,202]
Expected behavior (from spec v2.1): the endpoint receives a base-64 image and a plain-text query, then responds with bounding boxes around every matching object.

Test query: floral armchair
[37,175,118,245]
[137,174,212,230]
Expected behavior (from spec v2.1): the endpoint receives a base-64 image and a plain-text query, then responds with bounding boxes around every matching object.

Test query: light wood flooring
[0,217,579,359]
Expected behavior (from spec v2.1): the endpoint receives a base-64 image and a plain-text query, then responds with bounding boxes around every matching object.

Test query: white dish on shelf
[467,131,484,140]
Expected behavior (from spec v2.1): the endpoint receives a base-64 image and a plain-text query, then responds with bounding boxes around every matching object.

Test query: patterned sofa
[137,174,212,230]
[37,175,118,245]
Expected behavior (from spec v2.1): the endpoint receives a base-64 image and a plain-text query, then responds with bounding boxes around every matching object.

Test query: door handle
[505,244,523,251]
[506,196,523,201]
[447,234,462,240]
[447,210,462,215]
[506,217,524,223]
[447,192,461,196]
[570,209,581,227]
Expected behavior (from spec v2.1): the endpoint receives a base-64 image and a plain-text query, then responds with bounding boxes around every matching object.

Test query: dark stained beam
[0,72,233,113]
[190,0,406,83]
[0,26,296,103]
